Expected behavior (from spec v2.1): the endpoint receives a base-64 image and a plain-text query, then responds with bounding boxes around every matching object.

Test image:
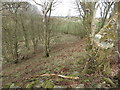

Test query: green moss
[71,71,80,77]
[77,58,84,64]
[17,82,23,87]
[26,81,39,89]
[56,78,64,82]
[41,80,55,88]
[103,77,116,87]
[76,51,88,65]
[25,78,36,82]
[9,83,19,88]
[4,83,12,88]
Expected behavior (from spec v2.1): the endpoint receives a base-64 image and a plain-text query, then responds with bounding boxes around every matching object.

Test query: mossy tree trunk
[117,1,120,87]
[82,2,118,76]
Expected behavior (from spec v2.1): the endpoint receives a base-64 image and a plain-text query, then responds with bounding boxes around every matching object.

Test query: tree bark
[14,15,19,63]
[117,1,120,87]
[43,14,49,57]
[20,14,29,50]
[91,4,99,45]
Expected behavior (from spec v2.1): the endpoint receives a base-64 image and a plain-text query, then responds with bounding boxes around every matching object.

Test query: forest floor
[2,33,119,88]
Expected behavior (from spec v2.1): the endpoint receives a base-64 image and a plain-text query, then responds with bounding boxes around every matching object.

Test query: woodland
[1,0,120,89]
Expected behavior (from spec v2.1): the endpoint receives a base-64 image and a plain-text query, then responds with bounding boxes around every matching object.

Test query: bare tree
[98,1,114,29]
[75,0,96,40]
[74,0,119,76]
[33,0,56,57]
[2,2,29,63]
[19,11,30,50]
[3,2,21,63]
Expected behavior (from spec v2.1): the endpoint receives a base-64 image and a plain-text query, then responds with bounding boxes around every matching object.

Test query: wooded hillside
[1,0,120,89]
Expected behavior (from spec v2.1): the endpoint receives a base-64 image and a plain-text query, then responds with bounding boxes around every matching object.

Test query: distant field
[52,17,86,38]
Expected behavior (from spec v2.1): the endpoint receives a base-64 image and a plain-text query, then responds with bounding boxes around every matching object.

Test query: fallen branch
[40,74,79,80]
[28,74,79,80]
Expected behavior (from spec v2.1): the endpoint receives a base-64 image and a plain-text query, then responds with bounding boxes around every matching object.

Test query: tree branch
[33,0,43,7]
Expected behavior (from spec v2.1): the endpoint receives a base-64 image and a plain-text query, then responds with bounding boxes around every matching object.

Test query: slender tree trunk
[20,15,29,50]
[30,18,38,53]
[91,4,99,45]
[117,1,120,87]
[43,14,49,57]
[14,17,19,63]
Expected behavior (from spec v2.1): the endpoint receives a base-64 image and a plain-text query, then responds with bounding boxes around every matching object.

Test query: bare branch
[32,0,43,7]
[44,0,54,15]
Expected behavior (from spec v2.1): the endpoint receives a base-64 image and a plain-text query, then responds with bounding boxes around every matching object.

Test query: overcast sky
[29,0,80,17]
[30,0,117,18]
[18,0,115,17]
[7,0,112,17]
[4,0,89,16]
[50,0,80,16]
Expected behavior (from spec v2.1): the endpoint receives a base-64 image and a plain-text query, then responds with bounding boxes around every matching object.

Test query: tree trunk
[43,14,49,57]
[117,1,120,87]
[91,4,98,45]
[14,17,19,63]
[30,18,38,53]
[20,15,29,50]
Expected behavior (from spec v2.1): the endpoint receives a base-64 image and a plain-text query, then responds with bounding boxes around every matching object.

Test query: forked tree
[75,0,119,76]
[33,0,56,57]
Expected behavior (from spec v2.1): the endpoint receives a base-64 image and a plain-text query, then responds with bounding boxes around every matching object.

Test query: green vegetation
[53,18,86,38]
[2,1,119,89]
